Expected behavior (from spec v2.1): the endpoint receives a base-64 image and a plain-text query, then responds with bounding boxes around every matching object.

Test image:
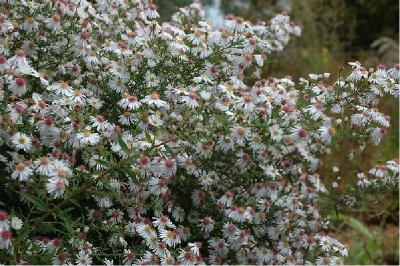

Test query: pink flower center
[0,56,6,64]
[16,49,25,57]
[298,129,307,138]
[0,211,7,221]
[57,253,67,262]
[1,229,11,240]
[53,239,62,248]
[112,210,120,218]
[165,160,175,169]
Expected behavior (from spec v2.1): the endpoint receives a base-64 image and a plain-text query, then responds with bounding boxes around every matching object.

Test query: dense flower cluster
[0,0,398,265]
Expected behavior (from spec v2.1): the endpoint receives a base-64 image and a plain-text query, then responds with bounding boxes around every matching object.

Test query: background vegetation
[155,0,399,264]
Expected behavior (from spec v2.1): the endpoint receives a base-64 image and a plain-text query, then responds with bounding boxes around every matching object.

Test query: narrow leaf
[118,135,129,153]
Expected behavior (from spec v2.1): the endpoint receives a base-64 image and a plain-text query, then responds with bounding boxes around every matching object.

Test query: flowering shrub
[0,0,398,265]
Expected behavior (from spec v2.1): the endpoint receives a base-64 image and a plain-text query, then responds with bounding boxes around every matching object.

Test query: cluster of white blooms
[0,0,398,265]
[0,211,23,250]
[356,159,399,188]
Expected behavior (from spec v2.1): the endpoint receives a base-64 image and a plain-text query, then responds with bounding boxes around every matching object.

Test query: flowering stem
[32,155,133,229]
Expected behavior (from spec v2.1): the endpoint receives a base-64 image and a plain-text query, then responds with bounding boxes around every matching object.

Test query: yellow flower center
[16,162,26,171]
[83,130,92,138]
[150,91,159,100]
[60,81,69,89]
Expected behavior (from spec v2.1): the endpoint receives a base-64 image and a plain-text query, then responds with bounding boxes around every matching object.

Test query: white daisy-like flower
[146,4,159,19]
[8,77,28,97]
[153,215,176,230]
[269,124,283,142]
[177,250,197,265]
[277,241,292,256]
[171,207,185,222]
[199,217,214,234]
[45,14,62,31]
[0,211,9,230]
[142,91,168,108]
[145,72,160,88]
[76,250,92,265]
[319,126,336,143]
[12,162,33,181]
[118,93,141,110]
[236,94,255,114]
[180,90,199,109]
[46,177,68,198]
[0,228,12,250]
[148,114,164,127]
[11,132,32,151]
[188,242,202,256]
[6,49,37,75]
[76,128,101,146]
[159,229,181,247]
[10,217,23,230]
[47,81,74,97]
[90,115,111,132]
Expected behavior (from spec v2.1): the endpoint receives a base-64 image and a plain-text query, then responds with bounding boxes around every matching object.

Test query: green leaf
[56,211,75,234]
[164,144,173,155]
[96,159,112,168]
[70,199,81,208]
[18,192,47,211]
[339,214,374,239]
[118,135,129,153]
[122,165,139,182]
[145,131,152,144]
[15,227,32,244]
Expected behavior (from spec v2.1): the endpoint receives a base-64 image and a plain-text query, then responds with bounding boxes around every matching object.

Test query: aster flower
[12,162,33,181]
[90,115,111,132]
[171,207,185,222]
[45,14,62,31]
[145,72,160,88]
[159,229,181,247]
[46,177,68,198]
[8,77,29,97]
[6,49,36,75]
[10,217,23,230]
[123,249,135,265]
[0,229,12,250]
[76,128,101,146]
[52,252,69,265]
[180,90,200,109]
[47,81,74,97]
[107,209,124,224]
[146,4,160,19]
[0,211,9,230]
[199,217,214,235]
[153,215,176,230]
[118,93,141,110]
[178,250,197,265]
[76,251,92,265]
[142,91,168,108]
[11,132,32,151]
[0,1,396,264]
[148,114,164,127]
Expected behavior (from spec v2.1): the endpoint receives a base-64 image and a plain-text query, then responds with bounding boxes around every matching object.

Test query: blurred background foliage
[155,0,399,264]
